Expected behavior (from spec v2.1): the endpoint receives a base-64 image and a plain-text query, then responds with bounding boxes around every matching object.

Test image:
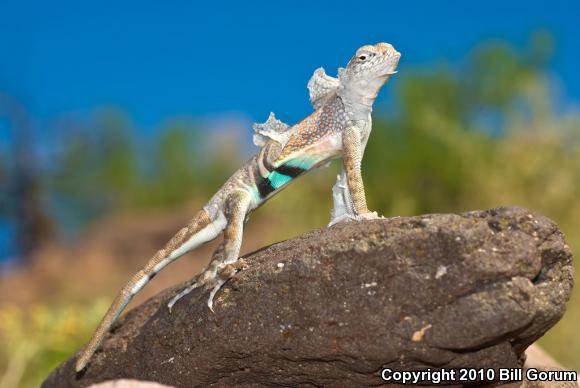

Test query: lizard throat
[337,88,376,120]
[337,80,384,115]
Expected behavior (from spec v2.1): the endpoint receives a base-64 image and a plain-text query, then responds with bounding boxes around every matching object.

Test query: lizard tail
[75,209,225,372]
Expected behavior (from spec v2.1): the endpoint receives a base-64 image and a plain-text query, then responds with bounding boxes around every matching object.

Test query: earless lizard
[76,42,400,372]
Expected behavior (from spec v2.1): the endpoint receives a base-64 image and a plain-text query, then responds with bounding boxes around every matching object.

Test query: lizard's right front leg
[329,124,379,226]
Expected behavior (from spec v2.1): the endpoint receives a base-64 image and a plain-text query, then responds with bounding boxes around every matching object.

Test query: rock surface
[43,207,574,387]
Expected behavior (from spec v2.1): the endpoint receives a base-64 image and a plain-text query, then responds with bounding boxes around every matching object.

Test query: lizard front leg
[328,169,353,226]
[329,124,379,226]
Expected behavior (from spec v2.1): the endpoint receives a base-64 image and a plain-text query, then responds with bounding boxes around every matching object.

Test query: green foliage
[52,109,140,209]
[0,300,108,388]
[51,112,239,216]
[133,121,202,208]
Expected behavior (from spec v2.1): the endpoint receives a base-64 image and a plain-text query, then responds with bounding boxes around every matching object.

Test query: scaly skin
[75,42,400,372]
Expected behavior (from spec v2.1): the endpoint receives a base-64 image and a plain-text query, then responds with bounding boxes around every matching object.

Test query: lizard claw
[167,282,200,312]
[207,278,227,312]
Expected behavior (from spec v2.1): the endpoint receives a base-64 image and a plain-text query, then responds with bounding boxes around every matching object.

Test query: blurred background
[1,1,579,386]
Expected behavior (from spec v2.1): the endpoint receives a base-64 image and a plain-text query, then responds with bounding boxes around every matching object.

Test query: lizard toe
[207,278,227,312]
[167,282,201,312]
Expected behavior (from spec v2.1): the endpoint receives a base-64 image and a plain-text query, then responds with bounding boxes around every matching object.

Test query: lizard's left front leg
[329,124,379,226]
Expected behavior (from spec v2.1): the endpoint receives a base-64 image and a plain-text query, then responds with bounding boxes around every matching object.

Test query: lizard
[75,42,401,372]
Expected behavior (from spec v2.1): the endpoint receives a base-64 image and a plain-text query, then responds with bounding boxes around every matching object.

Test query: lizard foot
[355,211,382,221]
[207,262,242,312]
[168,260,247,312]
[328,211,382,226]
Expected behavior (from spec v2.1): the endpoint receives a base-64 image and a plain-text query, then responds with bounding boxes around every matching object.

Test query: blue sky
[0,0,579,133]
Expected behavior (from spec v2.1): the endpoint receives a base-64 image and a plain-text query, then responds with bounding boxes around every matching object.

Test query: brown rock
[43,207,575,387]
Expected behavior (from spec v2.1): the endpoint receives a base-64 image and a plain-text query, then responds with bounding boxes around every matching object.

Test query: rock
[43,207,574,387]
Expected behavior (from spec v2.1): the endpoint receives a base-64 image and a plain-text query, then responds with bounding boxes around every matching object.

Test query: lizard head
[338,43,401,104]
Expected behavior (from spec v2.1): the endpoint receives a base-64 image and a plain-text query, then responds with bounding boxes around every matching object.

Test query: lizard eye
[358,52,374,61]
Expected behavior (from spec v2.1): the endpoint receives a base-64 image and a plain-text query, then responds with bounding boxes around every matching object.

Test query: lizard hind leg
[198,190,251,311]
[166,240,227,311]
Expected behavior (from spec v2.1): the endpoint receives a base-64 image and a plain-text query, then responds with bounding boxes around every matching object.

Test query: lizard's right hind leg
[75,209,225,372]
[168,190,251,311]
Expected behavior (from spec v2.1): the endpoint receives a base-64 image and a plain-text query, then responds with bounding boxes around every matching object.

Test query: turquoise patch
[268,171,293,189]
[284,157,317,170]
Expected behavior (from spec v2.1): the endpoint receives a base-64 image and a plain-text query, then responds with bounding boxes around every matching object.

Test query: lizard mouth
[378,69,398,78]
[379,54,400,77]
[384,51,401,72]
